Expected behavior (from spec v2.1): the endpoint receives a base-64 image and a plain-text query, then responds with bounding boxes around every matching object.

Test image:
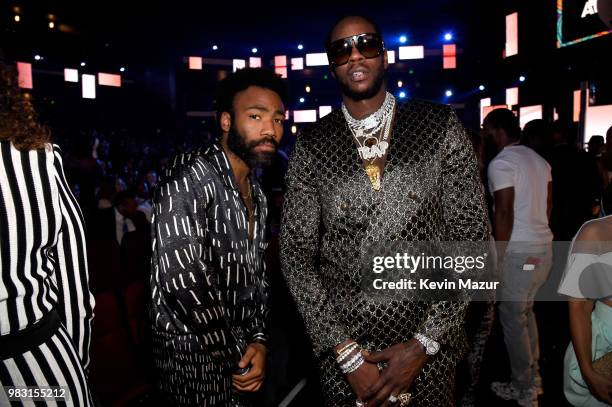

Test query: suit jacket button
[340,202,349,211]
[408,191,419,200]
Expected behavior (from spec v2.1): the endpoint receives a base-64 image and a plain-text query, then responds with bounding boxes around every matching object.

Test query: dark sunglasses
[326,33,385,68]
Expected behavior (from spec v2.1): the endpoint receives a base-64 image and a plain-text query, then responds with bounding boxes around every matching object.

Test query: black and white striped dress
[150,143,269,406]
[0,141,95,406]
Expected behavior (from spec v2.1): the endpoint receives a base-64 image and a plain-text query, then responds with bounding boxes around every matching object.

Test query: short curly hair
[0,63,50,151]
[214,68,288,123]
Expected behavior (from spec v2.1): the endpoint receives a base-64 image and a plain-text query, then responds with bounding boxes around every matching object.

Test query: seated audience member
[89,189,149,244]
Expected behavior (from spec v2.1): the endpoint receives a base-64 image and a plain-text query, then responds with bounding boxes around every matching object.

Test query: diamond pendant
[365,163,381,191]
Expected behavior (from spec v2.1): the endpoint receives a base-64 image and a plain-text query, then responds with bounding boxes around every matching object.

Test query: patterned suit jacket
[280,100,489,406]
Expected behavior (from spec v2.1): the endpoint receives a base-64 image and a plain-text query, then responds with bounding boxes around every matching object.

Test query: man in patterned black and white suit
[281,15,489,407]
[149,68,287,406]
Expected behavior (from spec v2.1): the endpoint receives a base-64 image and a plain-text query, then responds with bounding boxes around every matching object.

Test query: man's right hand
[346,357,380,400]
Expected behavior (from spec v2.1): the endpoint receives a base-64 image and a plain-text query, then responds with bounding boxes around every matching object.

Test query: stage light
[444,33,453,41]
[305,85,311,93]
[397,80,403,88]
[479,85,485,91]
[34,55,42,61]
[299,97,305,103]
[80,62,86,67]
[252,48,258,54]
[399,35,407,43]
[445,90,453,97]
[291,125,297,134]
[48,21,55,29]
[14,15,20,22]
[212,45,218,50]
[120,67,126,72]
[399,91,406,98]
[298,44,304,50]
[519,75,526,82]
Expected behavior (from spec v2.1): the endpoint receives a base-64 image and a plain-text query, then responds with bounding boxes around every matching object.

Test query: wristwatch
[414,333,440,356]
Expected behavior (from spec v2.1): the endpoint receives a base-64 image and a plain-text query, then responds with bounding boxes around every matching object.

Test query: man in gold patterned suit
[280,15,489,407]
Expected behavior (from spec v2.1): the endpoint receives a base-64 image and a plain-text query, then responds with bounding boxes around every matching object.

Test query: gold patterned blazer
[280,99,489,406]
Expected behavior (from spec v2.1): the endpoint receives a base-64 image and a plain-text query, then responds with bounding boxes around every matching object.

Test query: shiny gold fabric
[280,100,489,406]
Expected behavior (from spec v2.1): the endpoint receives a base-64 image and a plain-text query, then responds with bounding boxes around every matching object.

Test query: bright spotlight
[299,97,305,103]
[298,44,304,50]
[399,91,406,98]
[444,33,453,41]
[397,80,403,88]
[212,45,218,50]
[305,86,311,93]
[399,35,407,43]
[34,55,42,61]
[252,48,258,54]
[479,85,485,91]
[120,67,126,72]
[445,90,453,97]
[519,75,526,82]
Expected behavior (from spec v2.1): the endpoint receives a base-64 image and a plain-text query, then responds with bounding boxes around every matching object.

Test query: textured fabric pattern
[280,100,489,406]
[149,143,269,406]
[0,141,94,371]
[0,323,95,406]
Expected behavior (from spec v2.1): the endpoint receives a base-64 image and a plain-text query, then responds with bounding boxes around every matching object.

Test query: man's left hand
[232,342,267,393]
[361,340,428,406]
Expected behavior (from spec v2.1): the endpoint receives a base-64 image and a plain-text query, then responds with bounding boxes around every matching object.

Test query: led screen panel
[64,68,79,82]
[188,56,202,70]
[519,105,543,129]
[557,0,612,47]
[82,74,96,99]
[305,53,328,66]
[98,73,121,87]
[505,12,519,57]
[17,62,33,89]
[293,110,317,123]
[398,46,424,60]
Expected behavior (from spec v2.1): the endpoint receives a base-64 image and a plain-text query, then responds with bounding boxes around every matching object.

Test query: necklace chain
[344,93,396,162]
[342,92,395,136]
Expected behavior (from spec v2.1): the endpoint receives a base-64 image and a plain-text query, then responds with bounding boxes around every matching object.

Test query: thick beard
[226,124,277,168]
[337,65,385,101]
